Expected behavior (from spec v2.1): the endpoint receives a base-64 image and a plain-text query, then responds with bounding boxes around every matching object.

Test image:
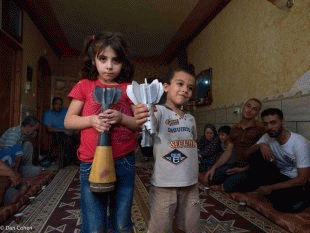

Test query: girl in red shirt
[65,32,139,233]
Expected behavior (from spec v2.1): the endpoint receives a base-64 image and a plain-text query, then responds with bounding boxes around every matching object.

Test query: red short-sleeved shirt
[68,79,138,162]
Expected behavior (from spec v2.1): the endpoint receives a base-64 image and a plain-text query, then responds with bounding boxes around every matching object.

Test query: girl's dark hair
[203,123,218,139]
[81,32,134,83]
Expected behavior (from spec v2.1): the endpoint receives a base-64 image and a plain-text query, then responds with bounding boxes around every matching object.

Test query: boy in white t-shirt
[134,66,200,233]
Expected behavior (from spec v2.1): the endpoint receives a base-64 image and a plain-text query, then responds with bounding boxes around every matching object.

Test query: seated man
[0,161,21,206]
[203,98,265,192]
[43,97,79,167]
[0,116,42,204]
[248,108,310,212]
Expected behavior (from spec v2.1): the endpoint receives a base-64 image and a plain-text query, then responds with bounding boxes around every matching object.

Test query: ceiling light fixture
[267,0,294,9]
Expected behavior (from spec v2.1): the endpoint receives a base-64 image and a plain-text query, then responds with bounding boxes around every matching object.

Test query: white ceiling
[48,0,200,57]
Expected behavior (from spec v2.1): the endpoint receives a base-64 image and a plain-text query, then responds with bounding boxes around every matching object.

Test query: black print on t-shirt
[163,149,187,165]
[167,127,191,133]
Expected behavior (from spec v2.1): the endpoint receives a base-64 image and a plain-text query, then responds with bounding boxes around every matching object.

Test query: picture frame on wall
[195,68,213,107]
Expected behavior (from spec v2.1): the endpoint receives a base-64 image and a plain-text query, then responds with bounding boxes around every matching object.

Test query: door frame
[0,30,23,128]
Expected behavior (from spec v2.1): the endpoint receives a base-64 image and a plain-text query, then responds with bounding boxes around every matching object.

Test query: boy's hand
[90,113,111,133]
[132,104,150,126]
[102,109,122,125]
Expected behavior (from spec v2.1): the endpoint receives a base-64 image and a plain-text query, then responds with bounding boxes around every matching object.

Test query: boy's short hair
[166,64,195,84]
[261,108,284,120]
[218,125,231,135]
[21,116,38,127]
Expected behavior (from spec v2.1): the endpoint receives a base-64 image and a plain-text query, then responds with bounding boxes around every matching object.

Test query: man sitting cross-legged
[0,116,43,205]
[245,108,310,212]
[203,98,266,192]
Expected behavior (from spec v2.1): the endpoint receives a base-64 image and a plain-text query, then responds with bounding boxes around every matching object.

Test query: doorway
[34,57,52,163]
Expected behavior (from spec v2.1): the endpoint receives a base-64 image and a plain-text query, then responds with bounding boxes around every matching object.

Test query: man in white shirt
[253,108,310,212]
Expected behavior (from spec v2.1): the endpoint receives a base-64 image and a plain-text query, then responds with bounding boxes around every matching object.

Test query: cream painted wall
[187,0,310,107]
[22,12,60,114]
[132,60,169,83]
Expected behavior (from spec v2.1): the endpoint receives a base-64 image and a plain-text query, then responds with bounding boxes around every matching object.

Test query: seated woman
[198,124,223,173]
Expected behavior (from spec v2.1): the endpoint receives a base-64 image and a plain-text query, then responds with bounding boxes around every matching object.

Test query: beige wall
[132,58,170,83]
[22,12,60,114]
[56,56,82,79]
[187,0,310,108]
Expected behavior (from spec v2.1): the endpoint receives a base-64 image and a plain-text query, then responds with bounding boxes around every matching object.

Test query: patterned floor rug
[2,165,80,233]
[1,165,149,233]
[133,165,290,233]
[2,165,289,233]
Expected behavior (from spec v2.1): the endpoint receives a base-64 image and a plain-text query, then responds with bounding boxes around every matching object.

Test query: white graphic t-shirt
[151,105,198,187]
[257,132,310,179]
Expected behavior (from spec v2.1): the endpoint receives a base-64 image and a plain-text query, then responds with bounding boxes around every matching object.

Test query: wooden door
[0,32,22,135]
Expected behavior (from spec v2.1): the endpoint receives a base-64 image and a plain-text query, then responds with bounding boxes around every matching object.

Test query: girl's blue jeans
[80,152,135,233]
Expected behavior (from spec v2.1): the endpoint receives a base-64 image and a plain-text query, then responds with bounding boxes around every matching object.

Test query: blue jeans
[0,145,23,166]
[80,152,135,233]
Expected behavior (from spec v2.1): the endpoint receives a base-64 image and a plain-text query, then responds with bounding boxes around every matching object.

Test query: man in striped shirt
[0,116,40,187]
